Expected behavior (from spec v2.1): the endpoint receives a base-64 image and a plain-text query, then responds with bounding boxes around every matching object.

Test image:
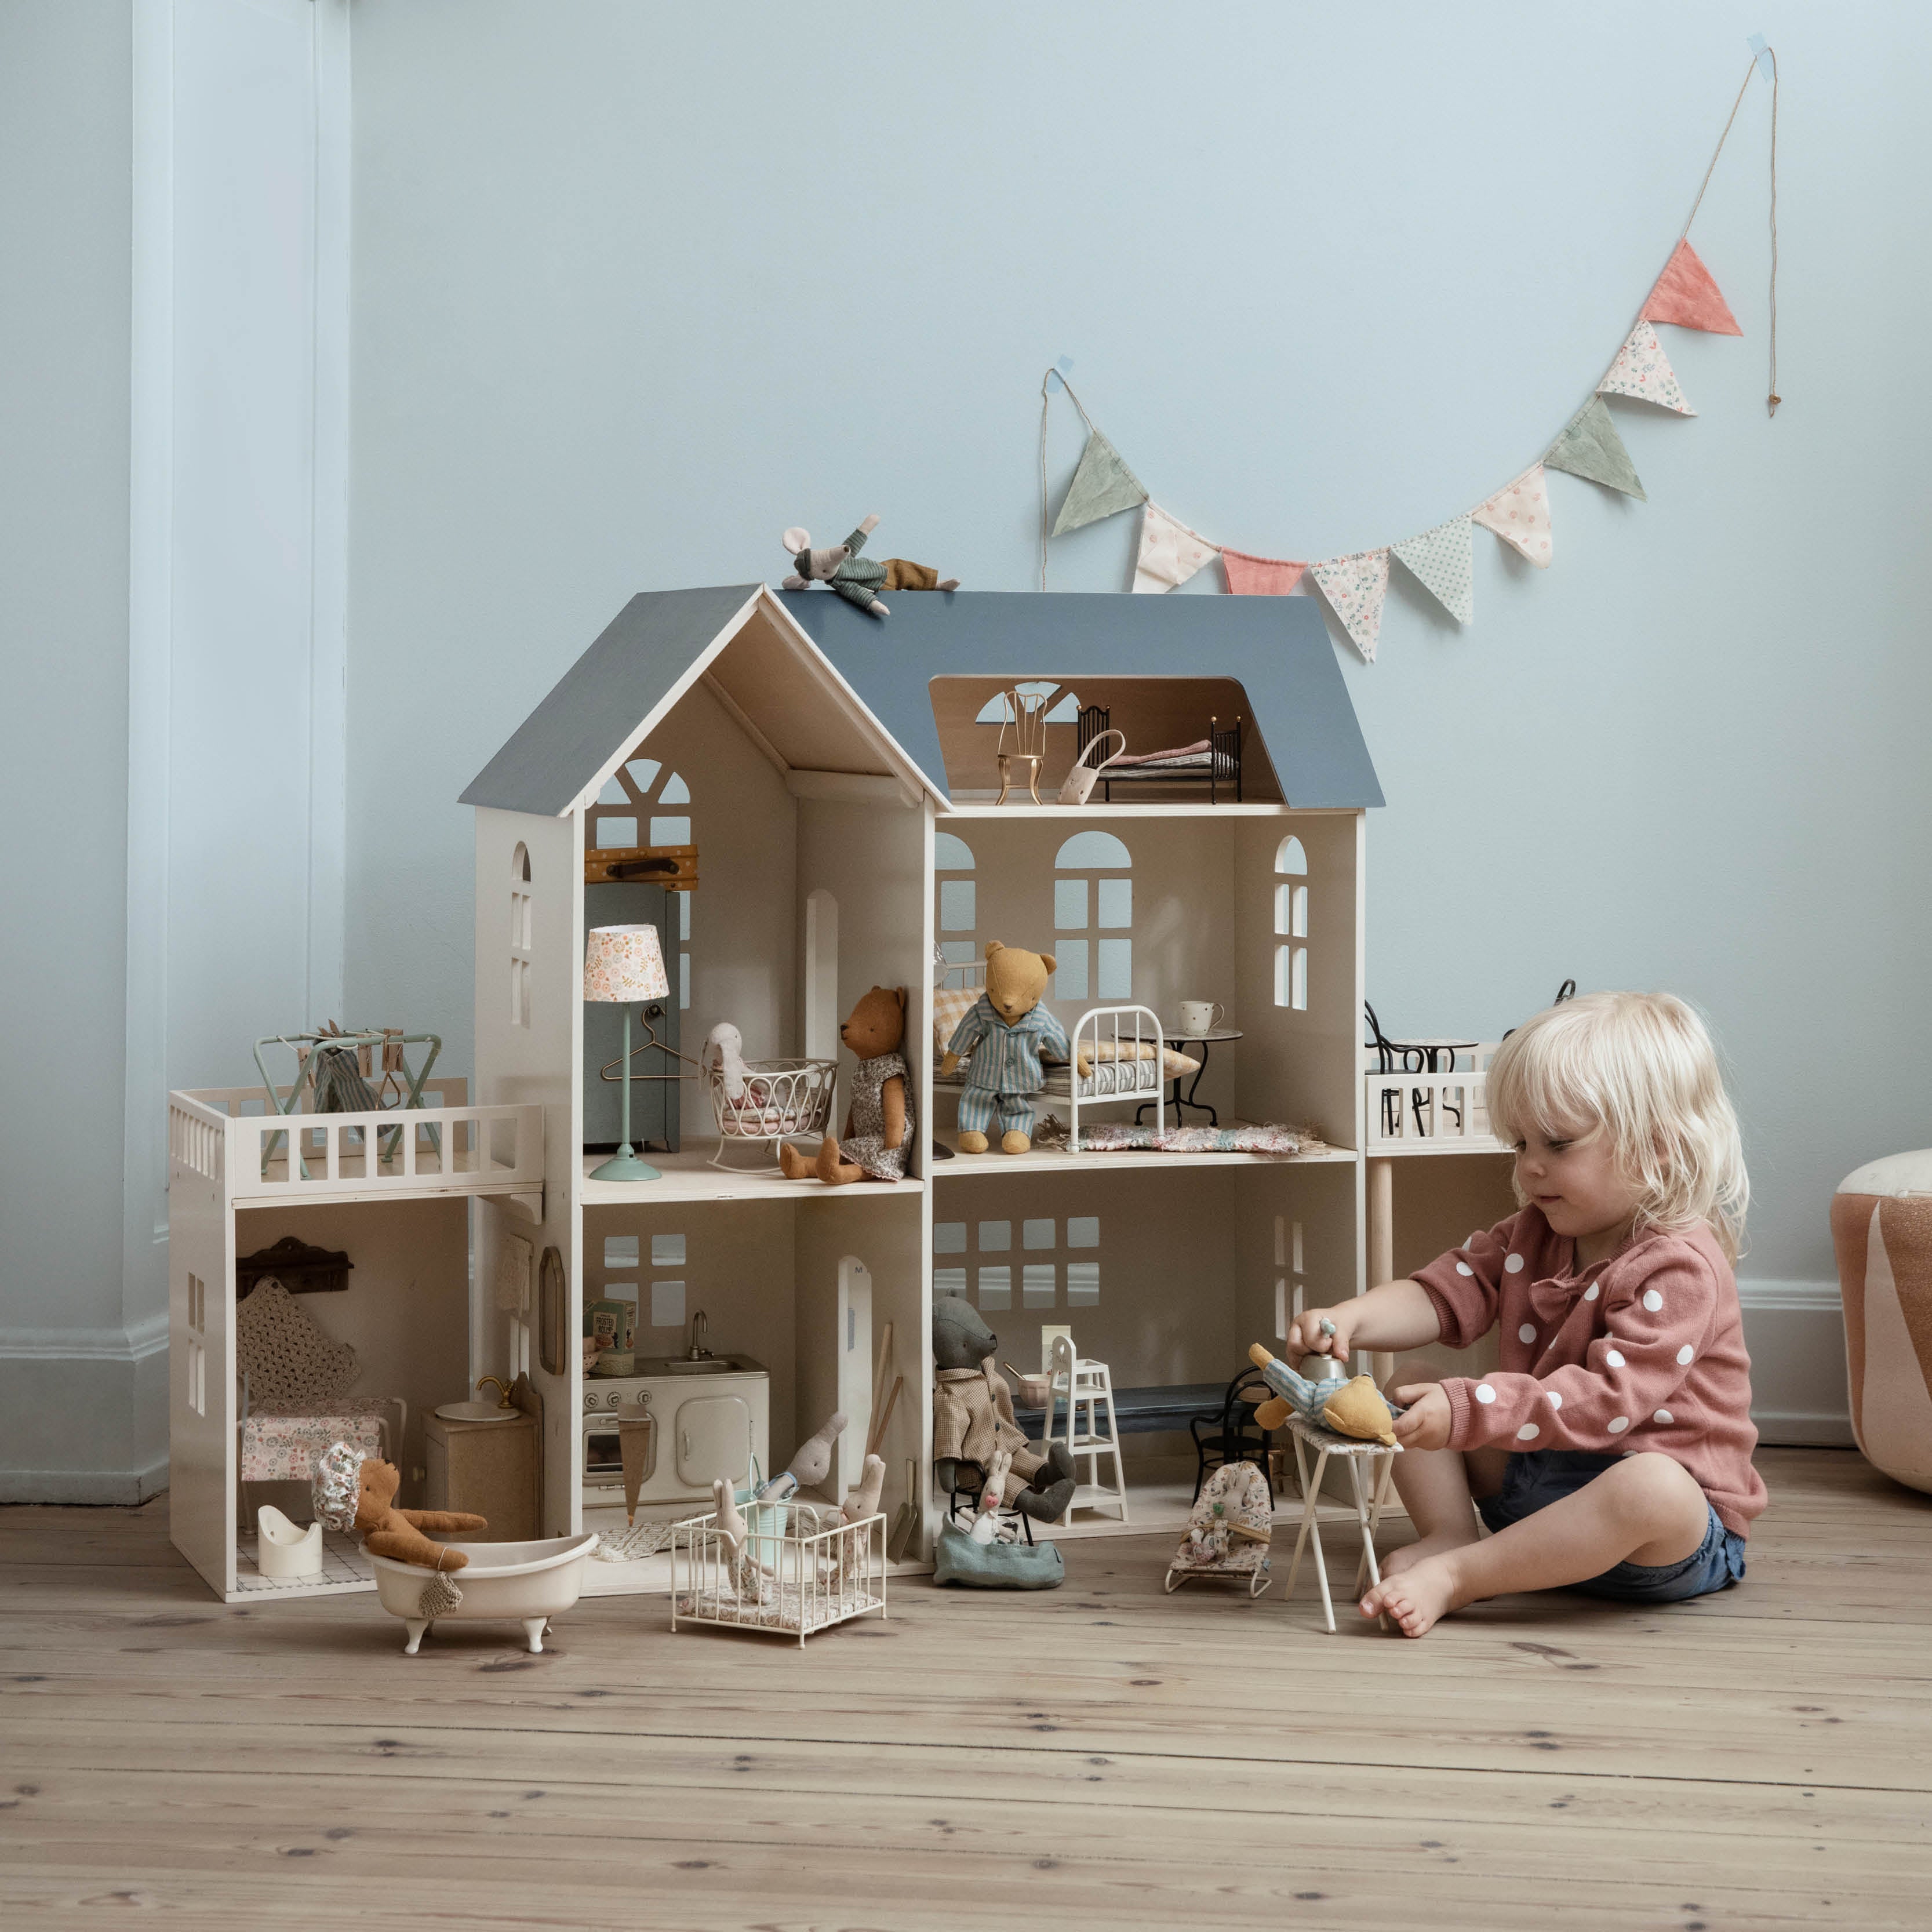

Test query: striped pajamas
[947,997,1070,1136]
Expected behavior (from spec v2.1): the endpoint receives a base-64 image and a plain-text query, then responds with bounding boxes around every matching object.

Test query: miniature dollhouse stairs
[171,583,1396,1603]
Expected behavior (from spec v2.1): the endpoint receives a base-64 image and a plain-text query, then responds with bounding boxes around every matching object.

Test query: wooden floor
[3,1447,1929,1929]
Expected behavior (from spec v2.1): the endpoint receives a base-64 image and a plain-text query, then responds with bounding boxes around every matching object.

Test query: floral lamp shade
[583,923,669,1004]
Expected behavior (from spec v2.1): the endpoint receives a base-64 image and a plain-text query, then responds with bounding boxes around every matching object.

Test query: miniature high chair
[1042,1333,1129,1524]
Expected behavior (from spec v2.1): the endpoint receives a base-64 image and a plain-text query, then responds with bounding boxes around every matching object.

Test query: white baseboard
[0,1320,169,1504]
[1736,1279,1850,1445]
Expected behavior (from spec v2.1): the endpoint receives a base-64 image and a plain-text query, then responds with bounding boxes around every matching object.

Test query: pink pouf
[1832,1151,1932,1495]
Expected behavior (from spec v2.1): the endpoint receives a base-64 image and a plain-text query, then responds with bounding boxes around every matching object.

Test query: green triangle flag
[1051,430,1148,536]
[1544,396,1646,501]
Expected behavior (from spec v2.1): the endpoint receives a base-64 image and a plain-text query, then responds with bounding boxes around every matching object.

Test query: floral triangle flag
[1543,397,1646,501]
[1131,503,1219,594]
[1051,430,1148,537]
[1598,321,1695,416]
[1639,239,1741,336]
[1308,550,1390,661]
[1220,547,1307,595]
[1391,516,1475,625]
[1473,465,1553,567]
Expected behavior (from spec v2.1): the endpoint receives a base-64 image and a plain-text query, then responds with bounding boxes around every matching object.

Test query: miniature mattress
[1075,1122,1319,1155]
[675,1582,883,1635]
[716,1100,821,1137]
[241,1397,392,1482]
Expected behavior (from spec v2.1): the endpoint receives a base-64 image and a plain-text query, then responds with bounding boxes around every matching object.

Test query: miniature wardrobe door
[583,882,681,1152]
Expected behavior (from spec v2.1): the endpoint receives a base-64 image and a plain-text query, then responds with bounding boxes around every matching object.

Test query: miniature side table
[1137,1029,1242,1126]
[1280,1416,1399,1633]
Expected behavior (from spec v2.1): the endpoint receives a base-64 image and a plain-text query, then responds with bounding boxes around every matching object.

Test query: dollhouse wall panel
[795,1193,927,1528]
[796,796,932,1144]
[472,804,581,1533]
[1234,813,1363,1152]
[168,1156,234,1596]
[623,680,796,1141]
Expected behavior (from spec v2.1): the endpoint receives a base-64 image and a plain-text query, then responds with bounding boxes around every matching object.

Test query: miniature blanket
[241,1398,393,1482]
[1074,1122,1322,1155]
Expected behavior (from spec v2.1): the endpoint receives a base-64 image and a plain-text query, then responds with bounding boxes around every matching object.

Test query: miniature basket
[704,1056,836,1169]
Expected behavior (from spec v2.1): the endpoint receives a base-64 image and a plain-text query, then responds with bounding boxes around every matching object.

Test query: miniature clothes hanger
[597,1002,701,1087]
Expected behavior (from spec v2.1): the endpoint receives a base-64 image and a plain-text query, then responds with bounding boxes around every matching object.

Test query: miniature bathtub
[369,1533,599,1654]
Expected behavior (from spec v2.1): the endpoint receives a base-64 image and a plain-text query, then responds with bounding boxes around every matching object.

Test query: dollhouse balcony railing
[1362,1044,1506,1156]
[168,1080,545,1209]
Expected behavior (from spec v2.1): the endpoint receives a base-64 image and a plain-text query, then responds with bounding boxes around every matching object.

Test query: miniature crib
[671,1504,887,1644]
[701,1050,837,1169]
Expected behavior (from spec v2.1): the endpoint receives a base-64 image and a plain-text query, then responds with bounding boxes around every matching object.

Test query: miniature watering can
[1247,1343,1402,1447]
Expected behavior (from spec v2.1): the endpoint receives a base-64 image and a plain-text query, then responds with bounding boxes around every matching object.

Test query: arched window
[974,681,1082,725]
[1274,835,1307,1012]
[933,831,977,973]
[588,758,693,1009]
[1053,829,1132,1002]
[509,842,532,1027]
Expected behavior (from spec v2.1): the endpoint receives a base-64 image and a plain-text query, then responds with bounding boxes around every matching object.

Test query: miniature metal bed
[1075,704,1243,803]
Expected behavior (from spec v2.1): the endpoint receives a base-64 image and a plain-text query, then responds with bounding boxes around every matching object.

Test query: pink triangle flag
[1598,321,1695,416]
[1640,239,1742,336]
[1221,547,1307,596]
[1132,503,1219,594]
[1308,550,1390,662]
[1473,465,1553,568]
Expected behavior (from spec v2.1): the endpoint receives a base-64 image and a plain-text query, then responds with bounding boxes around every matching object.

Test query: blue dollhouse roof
[460,584,1382,814]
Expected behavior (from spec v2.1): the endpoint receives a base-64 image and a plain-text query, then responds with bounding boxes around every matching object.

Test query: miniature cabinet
[425,1407,540,1542]
[170,582,1385,1604]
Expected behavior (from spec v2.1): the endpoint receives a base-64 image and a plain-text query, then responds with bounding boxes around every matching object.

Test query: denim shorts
[1476,1450,1747,1603]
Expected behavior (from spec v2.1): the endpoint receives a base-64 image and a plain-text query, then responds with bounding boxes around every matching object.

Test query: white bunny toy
[969,1447,1016,1544]
[703,1021,751,1101]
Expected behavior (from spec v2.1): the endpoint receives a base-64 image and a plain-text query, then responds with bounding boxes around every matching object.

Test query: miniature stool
[1280,1415,1398,1632]
[1044,1333,1129,1523]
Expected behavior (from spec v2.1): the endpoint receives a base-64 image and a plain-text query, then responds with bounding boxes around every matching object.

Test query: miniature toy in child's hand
[779,987,914,1184]
[1247,1344,1402,1447]
[942,942,1069,1155]
[781,514,959,619]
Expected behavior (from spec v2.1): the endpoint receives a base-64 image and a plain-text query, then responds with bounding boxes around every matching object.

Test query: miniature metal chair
[1189,1366,1278,1504]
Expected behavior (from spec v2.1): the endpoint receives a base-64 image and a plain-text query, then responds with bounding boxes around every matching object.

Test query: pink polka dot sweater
[1413,1208,1766,1536]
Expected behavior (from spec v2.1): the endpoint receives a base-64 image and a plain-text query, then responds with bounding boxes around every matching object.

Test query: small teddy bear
[781,514,959,619]
[940,941,1069,1155]
[352,1458,487,1571]
[779,985,913,1184]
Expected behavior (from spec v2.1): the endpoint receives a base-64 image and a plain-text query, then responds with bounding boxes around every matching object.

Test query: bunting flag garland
[1598,321,1695,416]
[1641,239,1743,336]
[1391,516,1476,625]
[1544,397,1646,500]
[1132,503,1219,594]
[1051,429,1147,536]
[1035,51,1781,651]
[1308,550,1390,663]
[1221,547,1307,596]
[1472,466,1553,567]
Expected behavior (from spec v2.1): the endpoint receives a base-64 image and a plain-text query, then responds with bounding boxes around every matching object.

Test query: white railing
[169,1082,544,1203]
[672,1505,887,1645]
[1363,1042,1505,1154]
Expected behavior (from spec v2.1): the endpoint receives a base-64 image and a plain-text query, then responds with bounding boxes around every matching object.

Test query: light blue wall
[347,3,1932,1289]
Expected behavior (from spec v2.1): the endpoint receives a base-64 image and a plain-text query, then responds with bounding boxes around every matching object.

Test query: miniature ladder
[1044,1333,1129,1523]
[1281,1414,1399,1633]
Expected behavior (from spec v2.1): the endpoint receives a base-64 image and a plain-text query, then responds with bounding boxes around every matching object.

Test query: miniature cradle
[1164,1461,1273,1598]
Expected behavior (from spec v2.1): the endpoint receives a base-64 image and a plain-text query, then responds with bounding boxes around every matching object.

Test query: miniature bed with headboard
[1075,704,1243,803]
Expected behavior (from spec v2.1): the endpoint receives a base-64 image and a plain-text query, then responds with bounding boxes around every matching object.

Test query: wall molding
[0,1311,169,1365]
[1737,1278,1843,1314]
[3,1456,170,1507]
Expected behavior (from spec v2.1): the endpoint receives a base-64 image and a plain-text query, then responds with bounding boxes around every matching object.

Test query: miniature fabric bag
[932,1522,1065,1589]
[1057,729,1125,806]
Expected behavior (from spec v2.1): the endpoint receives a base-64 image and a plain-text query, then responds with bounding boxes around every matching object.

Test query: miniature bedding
[1074,1122,1323,1155]
[240,1398,392,1482]
[1073,1040,1199,1080]
[674,1580,883,1635]
[235,1278,361,1405]
[1106,739,1214,770]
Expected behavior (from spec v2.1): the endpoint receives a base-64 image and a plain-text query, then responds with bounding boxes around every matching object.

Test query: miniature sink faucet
[686,1310,712,1362]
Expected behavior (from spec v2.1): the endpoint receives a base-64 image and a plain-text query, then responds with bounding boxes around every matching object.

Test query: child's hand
[1285,1304,1357,1360]
[1390,1384,1452,1452]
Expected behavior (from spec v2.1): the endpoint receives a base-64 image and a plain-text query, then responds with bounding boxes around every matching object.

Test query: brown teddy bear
[939,941,1069,1154]
[780,986,913,1184]
[353,1458,487,1570]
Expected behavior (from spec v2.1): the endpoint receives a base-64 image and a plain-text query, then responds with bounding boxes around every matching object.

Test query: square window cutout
[1066,1261,1100,1306]
[604,1235,639,1268]
[1023,1265,1056,1307]
[977,1221,1010,1252]
[934,1222,967,1255]
[934,1267,967,1298]
[651,1233,685,1267]
[1023,1219,1055,1250]
[1067,1217,1100,1249]
[650,1280,686,1328]
[977,1266,1011,1310]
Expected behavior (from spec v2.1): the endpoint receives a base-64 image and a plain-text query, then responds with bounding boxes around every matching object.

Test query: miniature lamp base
[590,1147,661,1183]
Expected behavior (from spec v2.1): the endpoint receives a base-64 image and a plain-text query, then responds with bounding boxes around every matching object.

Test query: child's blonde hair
[1485,991,1748,1261]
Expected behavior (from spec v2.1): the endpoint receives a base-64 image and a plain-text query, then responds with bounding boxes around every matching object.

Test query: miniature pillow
[932,987,980,1067]
[235,1277,361,1406]
[1074,1040,1201,1079]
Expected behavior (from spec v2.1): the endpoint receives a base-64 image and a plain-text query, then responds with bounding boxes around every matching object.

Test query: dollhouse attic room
[7,6,1931,1927]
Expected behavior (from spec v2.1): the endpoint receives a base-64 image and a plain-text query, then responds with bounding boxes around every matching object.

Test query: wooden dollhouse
[167,583,1389,1603]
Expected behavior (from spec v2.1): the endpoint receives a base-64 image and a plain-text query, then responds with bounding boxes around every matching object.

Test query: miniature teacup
[1177,1000,1224,1036]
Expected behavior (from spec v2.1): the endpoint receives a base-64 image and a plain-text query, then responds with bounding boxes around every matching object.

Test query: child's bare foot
[1380,1525,1482,1581]
[1360,1551,1469,1637]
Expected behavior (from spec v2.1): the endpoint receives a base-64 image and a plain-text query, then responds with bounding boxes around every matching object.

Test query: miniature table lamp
[583,923,670,1182]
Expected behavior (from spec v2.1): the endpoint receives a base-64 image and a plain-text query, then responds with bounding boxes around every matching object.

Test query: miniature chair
[1279,1413,1398,1632]
[1188,1366,1277,1504]
[945,1464,1035,1545]
[1042,1333,1129,1524]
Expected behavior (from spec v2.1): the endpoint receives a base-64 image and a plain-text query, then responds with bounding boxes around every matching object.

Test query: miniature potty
[1165,1461,1274,1598]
